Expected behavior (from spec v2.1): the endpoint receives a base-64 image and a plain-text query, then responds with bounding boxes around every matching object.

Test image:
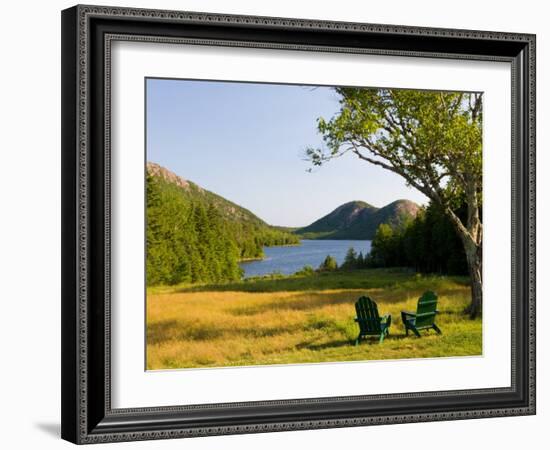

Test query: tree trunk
[463,240,482,318]
[443,201,482,319]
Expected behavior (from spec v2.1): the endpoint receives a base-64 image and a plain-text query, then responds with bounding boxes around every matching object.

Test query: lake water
[239,239,372,278]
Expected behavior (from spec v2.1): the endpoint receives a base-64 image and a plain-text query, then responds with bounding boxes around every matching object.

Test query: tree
[307,88,483,317]
[402,201,468,275]
[356,251,365,268]
[369,223,405,267]
[342,247,358,269]
[318,255,338,272]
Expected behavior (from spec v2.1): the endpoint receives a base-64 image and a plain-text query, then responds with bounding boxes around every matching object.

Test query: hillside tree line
[146,174,298,286]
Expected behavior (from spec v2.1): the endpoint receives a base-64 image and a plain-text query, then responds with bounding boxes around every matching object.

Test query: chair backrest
[355,296,381,334]
[414,291,438,328]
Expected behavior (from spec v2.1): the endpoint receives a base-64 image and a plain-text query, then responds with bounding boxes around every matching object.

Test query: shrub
[318,255,338,272]
[295,265,316,276]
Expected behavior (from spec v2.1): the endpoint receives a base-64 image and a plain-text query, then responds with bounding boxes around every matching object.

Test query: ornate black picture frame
[61,4,536,444]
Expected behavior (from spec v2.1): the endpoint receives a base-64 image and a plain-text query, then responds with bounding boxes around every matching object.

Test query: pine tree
[356,251,365,268]
[342,247,358,270]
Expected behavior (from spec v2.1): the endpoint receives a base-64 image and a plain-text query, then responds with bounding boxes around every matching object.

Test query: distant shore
[239,242,302,264]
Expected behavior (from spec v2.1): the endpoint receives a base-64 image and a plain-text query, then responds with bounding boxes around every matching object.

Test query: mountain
[295,199,420,240]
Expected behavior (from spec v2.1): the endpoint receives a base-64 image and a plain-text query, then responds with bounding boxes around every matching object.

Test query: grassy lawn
[146,269,482,370]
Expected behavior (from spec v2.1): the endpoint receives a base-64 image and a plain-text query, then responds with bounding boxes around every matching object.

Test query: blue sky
[146,78,428,227]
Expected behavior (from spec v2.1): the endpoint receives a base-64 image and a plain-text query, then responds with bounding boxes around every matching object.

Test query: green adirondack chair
[354,296,392,345]
[401,291,442,337]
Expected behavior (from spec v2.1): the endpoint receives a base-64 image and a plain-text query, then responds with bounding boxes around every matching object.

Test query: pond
[239,239,372,277]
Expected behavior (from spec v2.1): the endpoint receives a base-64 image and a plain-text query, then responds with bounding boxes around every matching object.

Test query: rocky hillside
[147,162,273,226]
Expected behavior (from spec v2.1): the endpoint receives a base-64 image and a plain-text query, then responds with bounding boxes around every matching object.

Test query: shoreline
[239,257,264,263]
[238,242,302,264]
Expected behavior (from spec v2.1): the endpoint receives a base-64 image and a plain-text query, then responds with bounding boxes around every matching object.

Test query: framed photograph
[61,4,536,444]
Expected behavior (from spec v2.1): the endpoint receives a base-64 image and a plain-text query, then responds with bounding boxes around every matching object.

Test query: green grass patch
[146,269,480,370]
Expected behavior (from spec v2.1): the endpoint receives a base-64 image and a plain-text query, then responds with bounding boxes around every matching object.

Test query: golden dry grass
[146,271,481,369]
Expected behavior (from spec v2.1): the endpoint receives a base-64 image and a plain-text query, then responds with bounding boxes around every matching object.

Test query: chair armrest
[401,310,415,326]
